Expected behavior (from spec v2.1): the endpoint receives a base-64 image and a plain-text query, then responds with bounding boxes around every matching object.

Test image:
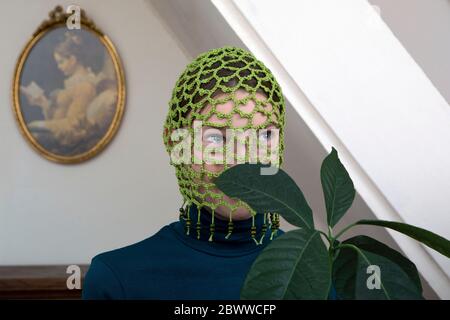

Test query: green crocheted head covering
[162,46,286,244]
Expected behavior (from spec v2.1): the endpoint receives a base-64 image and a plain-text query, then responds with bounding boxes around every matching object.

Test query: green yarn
[208,208,215,242]
[196,205,201,240]
[163,46,286,244]
[259,213,268,244]
[269,213,280,240]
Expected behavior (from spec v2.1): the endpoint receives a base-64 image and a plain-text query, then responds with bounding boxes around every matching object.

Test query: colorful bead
[225,220,234,239]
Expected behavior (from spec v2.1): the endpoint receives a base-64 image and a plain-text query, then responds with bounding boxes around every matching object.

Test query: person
[82,46,287,299]
[22,32,97,146]
[21,32,117,154]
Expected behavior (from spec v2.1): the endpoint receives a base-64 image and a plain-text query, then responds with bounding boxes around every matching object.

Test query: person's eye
[204,133,224,144]
[259,129,272,141]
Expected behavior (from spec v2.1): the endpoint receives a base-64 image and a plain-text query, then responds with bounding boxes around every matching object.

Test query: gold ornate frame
[12,6,126,164]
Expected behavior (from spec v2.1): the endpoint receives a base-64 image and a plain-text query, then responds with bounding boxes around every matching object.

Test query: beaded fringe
[180,202,280,245]
[225,213,234,239]
[208,208,215,242]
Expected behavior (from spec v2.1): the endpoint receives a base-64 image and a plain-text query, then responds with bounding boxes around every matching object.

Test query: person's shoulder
[82,252,124,299]
[82,222,176,299]
[97,223,175,263]
[93,221,182,269]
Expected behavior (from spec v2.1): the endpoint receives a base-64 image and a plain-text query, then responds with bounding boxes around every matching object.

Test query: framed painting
[12,6,125,163]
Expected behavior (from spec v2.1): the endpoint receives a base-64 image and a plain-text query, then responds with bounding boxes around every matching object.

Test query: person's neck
[200,206,252,222]
[179,203,274,245]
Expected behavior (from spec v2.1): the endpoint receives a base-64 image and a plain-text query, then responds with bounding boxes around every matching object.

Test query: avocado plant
[215,147,450,299]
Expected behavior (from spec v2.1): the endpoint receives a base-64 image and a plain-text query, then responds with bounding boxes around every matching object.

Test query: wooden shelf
[0,265,89,299]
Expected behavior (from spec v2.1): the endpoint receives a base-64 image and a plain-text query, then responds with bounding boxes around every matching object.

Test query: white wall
[0,0,189,265]
[369,0,450,104]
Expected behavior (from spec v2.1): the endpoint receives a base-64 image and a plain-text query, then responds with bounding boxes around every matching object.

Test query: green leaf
[320,147,356,228]
[215,163,314,229]
[356,220,450,258]
[333,241,423,299]
[241,229,331,299]
[339,236,423,293]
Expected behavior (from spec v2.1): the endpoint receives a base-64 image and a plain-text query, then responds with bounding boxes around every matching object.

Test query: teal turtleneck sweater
[82,204,284,299]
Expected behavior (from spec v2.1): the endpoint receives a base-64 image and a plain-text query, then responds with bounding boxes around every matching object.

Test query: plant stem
[327,225,336,247]
[318,230,332,247]
[328,225,333,239]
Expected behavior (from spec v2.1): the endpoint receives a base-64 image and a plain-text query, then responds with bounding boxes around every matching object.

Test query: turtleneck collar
[170,203,280,257]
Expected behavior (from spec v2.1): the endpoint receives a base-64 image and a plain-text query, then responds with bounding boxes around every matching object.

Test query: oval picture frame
[12,6,125,164]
